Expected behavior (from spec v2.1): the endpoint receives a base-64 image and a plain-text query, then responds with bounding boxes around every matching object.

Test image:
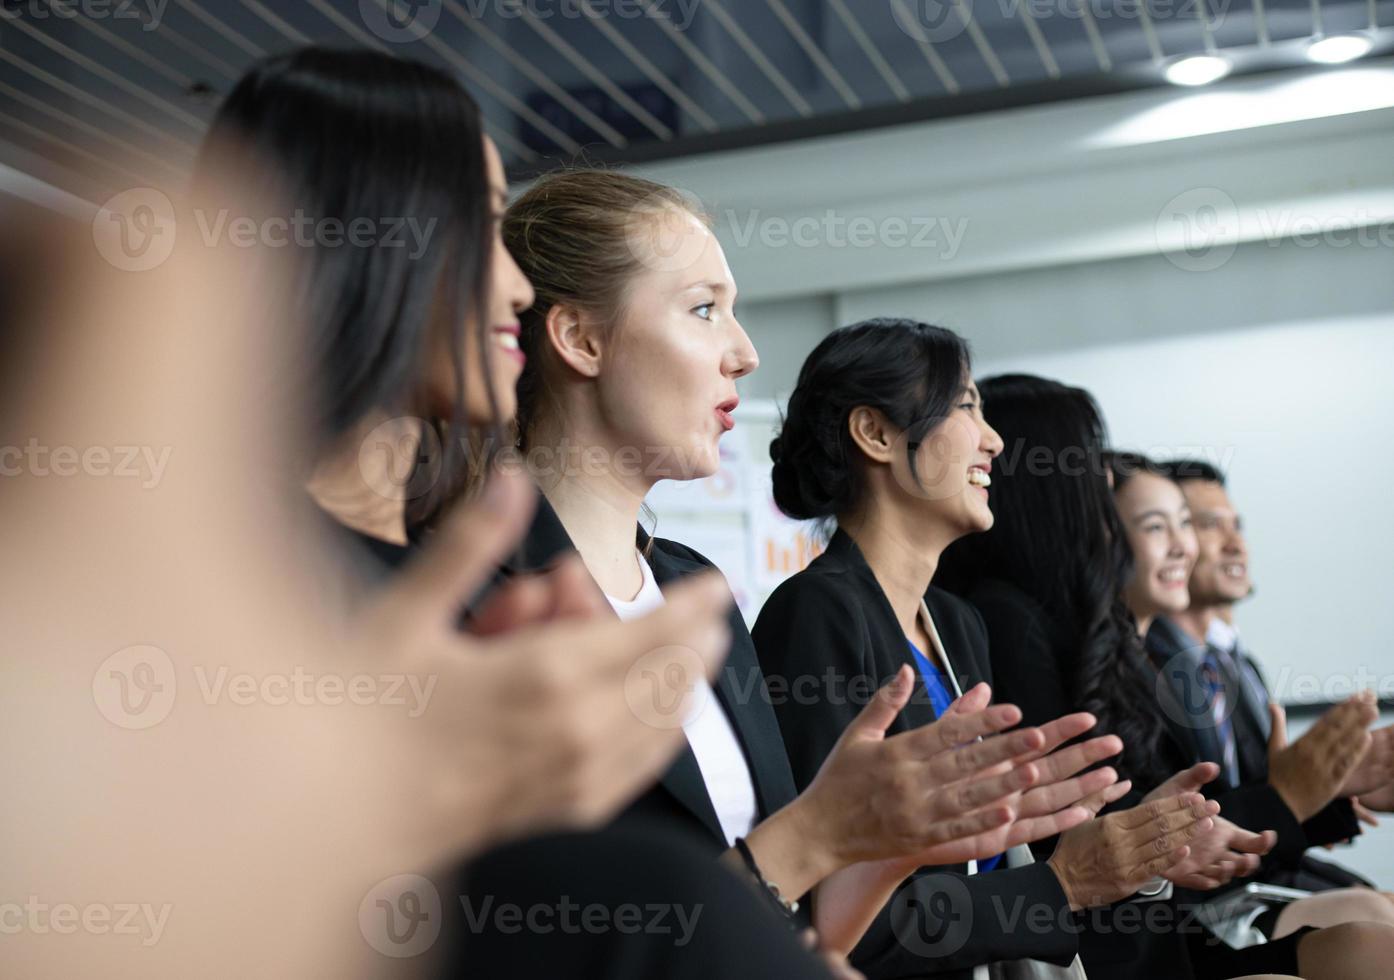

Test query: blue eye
[693,303,714,320]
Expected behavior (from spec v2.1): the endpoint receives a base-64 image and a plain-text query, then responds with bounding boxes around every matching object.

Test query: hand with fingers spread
[742,669,1043,907]
[1268,693,1378,823]
[1340,723,1394,797]
[1140,763,1276,889]
[996,712,1127,847]
[356,468,735,856]
[1045,793,1219,910]
[793,670,1042,869]
[1163,816,1276,889]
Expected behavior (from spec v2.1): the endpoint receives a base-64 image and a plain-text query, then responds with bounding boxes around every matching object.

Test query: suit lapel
[505,498,727,843]
[645,540,799,825]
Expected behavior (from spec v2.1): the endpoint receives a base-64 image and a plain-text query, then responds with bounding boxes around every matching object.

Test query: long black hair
[769,317,971,524]
[193,47,495,527]
[937,374,1171,789]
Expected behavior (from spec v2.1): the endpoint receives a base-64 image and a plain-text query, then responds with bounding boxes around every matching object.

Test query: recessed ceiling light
[1164,55,1233,87]
[1307,34,1374,65]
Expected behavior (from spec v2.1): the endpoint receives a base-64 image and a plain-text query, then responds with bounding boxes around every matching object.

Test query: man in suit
[1146,458,1394,891]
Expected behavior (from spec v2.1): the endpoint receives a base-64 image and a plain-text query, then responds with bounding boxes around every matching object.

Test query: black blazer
[501,497,804,874]
[1144,615,1364,880]
[752,529,1078,980]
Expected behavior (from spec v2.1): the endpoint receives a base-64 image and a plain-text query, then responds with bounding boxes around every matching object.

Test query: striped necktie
[1200,650,1241,786]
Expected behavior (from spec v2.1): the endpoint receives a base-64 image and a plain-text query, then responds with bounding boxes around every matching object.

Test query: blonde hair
[503,168,708,445]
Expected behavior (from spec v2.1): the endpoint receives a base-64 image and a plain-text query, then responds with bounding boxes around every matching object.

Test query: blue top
[908,637,1003,874]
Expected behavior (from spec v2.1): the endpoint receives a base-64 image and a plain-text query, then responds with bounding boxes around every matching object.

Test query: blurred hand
[1268,695,1377,822]
[1340,724,1394,797]
[356,466,734,854]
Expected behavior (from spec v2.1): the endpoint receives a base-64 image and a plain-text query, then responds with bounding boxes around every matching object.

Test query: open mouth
[1158,565,1189,587]
[967,468,991,488]
[1221,562,1247,579]
[492,325,524,365]
[715,397,738,432]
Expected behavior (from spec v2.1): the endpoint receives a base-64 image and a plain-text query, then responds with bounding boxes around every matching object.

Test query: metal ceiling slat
[1253,0,1272,45]
[170,0,268,59]
[888,0,960,94]
[1134,0,1165,62]
[763,0,861,108]
[0,108,148,185]
[235,0,310,44]
[482,118,539,163]
[150,21,244,80]
[703,0,812,117]
[952,0,1011,87]
[511,4,675,141]
[637,0,765,123]
[62,10,195,89]
[0,76,184,178]
[304,0,389,47]
[1013,5,1061,78]
[1196,0,1219,53]
[299,0,538,161]
[444,1,632,146]
[353,0,579,155]
[826,0,911,102]
[577,1,719,133]
[1311,0,1326,36]
[7,16,207,131]
[1074,0,1114,71]
[0,48,194,161]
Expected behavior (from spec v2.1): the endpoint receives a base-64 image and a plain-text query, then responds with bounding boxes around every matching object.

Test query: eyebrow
[1130,509,1170,524]
[684,280,736,303]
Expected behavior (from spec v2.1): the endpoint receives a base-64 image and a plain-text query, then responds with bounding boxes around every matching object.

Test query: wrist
[1045,851,1082,912]
[1269,773,1314,823]
[745,798,843,900]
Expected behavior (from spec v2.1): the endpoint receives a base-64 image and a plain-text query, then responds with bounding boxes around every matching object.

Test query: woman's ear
[847,406,896,464]
[544,302,602,378]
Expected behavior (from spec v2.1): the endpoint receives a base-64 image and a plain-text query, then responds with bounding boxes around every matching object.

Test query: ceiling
[1,0,1392,202]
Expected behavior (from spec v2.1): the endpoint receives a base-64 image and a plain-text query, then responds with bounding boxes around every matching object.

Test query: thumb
[1268,702,1288,753]
[389,466,537,627]
[1230,827,1277,855]
[849,665,914,741]
[1174,762,1221,793]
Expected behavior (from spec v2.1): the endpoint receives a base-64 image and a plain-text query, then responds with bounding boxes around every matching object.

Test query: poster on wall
[644,399,824,624]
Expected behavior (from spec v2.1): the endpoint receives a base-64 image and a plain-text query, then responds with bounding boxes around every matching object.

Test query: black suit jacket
[501,497,804,878]
[1145,615,1364,879]
[752,530,1078,980]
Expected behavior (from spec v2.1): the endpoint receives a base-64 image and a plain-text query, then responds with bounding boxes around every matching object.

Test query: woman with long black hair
[751,319,1235,980]
[189,47,851,980]
[935,373,1393,979]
